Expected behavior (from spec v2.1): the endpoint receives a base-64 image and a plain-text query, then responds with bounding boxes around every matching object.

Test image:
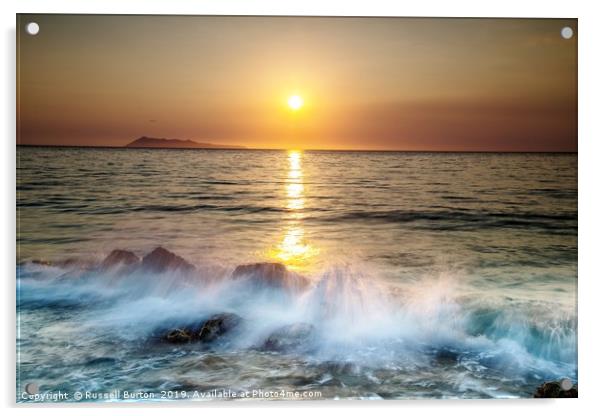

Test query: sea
[16,146,577,400]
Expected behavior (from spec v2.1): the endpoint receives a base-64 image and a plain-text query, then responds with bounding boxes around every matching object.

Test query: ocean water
[16,147,577,400]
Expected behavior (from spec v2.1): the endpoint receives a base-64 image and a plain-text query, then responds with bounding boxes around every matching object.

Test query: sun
[287,95,304,111]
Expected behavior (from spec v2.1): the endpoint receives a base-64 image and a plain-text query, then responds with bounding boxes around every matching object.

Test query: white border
[3,1,601,415]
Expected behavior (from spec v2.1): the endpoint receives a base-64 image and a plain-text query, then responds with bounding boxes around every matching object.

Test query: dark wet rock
[101,249,140,269]
[85,357,118,366]
[432,348,460,365]
[30,259,53,267]
[141,247,195,274]
[231,262,309,292]
[263,323,316,352]
[164,328,193,344]
[161,313,242,344]
[198,313,242,342]
[533,380,578,398]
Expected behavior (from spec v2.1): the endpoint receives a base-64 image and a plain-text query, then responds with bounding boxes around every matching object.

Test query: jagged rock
[262,323,316,352]
[533,380,578,398]
[198,313,242,342]
[101,249,140,269]
[141,247,195,273]
[37,258,97,270]
[164,328,193,344]
[231,262,309,292]
[161,313,242,345]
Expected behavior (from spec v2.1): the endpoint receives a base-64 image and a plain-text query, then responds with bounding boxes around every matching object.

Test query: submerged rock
[262,323,316,352]
[35,257,97,270]
[199,313,242,342]
[30,259,53,267]
[533,380,578,398]
[141,247,195,274]
[432,347,460,365]
[101,249,140,269]
[164,328,193,344]
[231,262,309,292]
[162,313,242,344]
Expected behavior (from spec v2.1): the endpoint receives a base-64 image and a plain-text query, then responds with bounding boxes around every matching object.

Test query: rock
[101,249,140,269]
[161,313,242,345]
[164,328,193,344]
[262,323,316,352]
[533,380,578,398]
[30,259,52,267]
[141,247,195,273]
[54,258,82,268]
[231,262,309,292]
[432,348,460,365]
[198,313,242,342]
[49,258,97,270]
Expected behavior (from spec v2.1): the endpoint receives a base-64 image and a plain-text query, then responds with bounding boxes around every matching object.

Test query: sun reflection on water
[268,150,318,270]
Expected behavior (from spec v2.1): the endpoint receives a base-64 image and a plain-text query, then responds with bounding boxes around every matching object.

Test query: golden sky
[18,15,577,151]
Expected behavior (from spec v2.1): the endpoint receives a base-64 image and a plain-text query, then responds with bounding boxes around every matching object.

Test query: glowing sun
[288,95,304,111]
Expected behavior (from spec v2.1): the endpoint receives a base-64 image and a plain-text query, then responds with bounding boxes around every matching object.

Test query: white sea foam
[17,255,577,382]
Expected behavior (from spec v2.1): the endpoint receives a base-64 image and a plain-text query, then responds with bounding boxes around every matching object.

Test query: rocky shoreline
[533,380,578,398]
[23,246,578,399]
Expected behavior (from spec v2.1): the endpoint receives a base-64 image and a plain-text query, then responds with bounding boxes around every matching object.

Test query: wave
[324,209,577,233]
[17,246,577,389]
[16,202,288,216]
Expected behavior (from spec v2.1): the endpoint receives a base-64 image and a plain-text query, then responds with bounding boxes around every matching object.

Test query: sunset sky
[17,15,577,151]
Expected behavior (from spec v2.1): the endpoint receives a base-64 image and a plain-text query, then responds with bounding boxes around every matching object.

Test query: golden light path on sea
[268,150,318,270]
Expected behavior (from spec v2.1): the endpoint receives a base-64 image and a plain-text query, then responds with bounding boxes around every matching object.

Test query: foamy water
[17,147,577,400]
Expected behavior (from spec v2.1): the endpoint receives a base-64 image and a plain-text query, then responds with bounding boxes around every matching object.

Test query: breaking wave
[17,247,577,400]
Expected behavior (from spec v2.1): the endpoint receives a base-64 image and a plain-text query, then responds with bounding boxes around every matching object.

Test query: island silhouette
[125,136,246,149]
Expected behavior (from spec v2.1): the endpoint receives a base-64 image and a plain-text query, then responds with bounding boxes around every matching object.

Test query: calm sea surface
[17,147,577,400]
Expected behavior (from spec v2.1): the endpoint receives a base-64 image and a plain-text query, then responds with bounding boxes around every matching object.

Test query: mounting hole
[560,378,574,391]
[561,26,574,40]
[25,382,39,394]
[25,22,40,36]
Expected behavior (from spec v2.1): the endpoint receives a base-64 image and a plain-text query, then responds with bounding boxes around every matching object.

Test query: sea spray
[17,251,577,399]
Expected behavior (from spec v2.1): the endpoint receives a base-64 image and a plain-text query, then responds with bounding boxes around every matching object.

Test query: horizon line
[16,143,577,153]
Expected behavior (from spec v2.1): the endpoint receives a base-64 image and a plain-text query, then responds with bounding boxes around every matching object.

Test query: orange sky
[17,15,577,151]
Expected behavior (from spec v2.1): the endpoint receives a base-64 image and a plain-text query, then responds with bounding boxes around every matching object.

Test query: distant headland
[125,136,246,149]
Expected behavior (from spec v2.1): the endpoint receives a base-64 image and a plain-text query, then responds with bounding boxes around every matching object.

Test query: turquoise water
[17,147,577,400]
